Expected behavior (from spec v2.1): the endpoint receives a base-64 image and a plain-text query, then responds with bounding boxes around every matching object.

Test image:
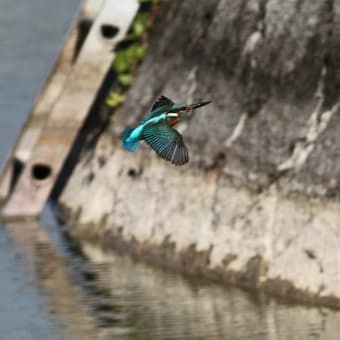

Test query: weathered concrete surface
[59,0,340,307]
[59,141,340,307]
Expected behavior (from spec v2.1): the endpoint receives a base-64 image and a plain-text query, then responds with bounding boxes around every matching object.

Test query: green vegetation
[106,9,153,109]
[106,92,126,108]
[127,12,150,40]
[113,43,148,79]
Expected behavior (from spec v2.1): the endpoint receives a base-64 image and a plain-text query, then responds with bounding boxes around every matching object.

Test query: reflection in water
[4,218,340,340]
[4,221,97,340]
[78,243,340,340]
[0,223,60,340]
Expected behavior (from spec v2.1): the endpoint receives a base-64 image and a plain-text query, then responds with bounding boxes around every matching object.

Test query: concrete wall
[59,0,340,307]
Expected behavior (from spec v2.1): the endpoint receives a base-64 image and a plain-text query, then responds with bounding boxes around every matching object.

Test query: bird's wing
[141,96,174,124]
[142,123,189,165]
[151,95,174,111]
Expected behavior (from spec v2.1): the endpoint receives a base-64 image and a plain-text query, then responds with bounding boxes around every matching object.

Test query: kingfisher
[122,95,211,165]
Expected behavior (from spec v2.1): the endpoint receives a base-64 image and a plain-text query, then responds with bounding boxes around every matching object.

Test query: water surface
[0,0,80,339]
[1,1,340,339]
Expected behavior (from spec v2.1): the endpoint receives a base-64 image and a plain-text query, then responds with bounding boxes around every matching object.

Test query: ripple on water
[55,241,340,340]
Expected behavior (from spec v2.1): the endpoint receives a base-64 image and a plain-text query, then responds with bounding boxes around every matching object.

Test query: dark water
[1,1,340,339]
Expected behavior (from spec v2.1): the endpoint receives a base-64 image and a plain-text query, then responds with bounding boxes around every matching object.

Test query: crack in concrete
[276,0,339,173]
[304,248,324,273]
[176,66,198,135]
[186,66,198,104]
[258,0,267,37]
[209,171,222,230]
[223,0,269,151]
[224,113,248,149]
[230,196,262,228]
[277,97,340,173]
[273,210,314,261]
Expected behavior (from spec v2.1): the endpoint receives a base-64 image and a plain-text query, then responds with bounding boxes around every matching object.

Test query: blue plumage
[122,127,140,152]
[121,95,211,165]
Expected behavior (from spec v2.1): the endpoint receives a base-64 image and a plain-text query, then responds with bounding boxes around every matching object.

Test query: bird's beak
[189,101,211,110]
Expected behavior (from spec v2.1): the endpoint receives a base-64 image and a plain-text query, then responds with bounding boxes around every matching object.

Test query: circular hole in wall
[31,163,52,181]
[100,24,119,39]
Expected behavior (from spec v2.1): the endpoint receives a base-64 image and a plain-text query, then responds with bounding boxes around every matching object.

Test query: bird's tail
[122,127,140,152]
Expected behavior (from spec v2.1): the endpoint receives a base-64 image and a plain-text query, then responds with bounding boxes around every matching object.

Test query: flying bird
[122,95,211,165]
